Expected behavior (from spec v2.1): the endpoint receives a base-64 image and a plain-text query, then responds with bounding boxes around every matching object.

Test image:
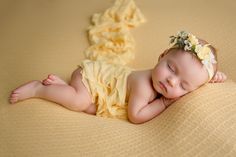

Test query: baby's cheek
[169,89,184,98]
[155,66,168,78]
[178,90,190,98]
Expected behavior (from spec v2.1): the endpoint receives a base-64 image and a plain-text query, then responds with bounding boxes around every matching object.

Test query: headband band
[169,31,217,81]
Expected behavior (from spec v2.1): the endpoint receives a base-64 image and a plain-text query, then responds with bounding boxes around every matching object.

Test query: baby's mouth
[159,81,167,93]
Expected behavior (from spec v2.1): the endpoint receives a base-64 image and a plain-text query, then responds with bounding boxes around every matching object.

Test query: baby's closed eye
[167,63,175,73]
[180,83,186,90]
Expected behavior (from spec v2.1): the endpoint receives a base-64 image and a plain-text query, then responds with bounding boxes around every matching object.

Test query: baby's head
[152,31,218,99]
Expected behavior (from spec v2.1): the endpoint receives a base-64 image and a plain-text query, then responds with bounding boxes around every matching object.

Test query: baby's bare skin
[9,68,226,124]
[9,79,74,106]
[42,74,67,85]
[9,68,97,115]
[9,74,67,104]
[9,52,227,124]
[127,50,227,124]
[9,80,42,104]
[209,71,227,83]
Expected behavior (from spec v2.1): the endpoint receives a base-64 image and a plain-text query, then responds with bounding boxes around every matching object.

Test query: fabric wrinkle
[80,59,132,120]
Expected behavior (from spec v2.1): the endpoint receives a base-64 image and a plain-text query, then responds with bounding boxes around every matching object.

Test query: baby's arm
[209,71,227,83]
[128,86,177,124]
[128,97,165,124]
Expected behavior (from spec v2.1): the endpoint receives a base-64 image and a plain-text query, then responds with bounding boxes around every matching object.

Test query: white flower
[188,34,199,45]
[184,44,191,51]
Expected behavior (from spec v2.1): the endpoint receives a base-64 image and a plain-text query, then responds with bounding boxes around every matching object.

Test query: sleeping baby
[9,31,227,124]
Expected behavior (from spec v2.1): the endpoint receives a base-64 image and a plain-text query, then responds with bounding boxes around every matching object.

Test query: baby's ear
[158,49,169,62]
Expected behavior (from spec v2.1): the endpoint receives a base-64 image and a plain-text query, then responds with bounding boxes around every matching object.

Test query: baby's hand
[160,96,179,108]
[209,71,227,83]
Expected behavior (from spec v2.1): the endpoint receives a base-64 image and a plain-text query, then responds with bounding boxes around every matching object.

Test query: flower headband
[169,31,217,81]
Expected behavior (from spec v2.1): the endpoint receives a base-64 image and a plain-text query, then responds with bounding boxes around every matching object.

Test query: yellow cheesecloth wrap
[84,0,146,65]
[80,60,132,120]
[81,0,145,119]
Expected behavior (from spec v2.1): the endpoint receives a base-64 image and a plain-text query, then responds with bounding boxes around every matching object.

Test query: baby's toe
[42,79,51,85]
[48,74,56,80]
[11,93,19,98]
[47,78,54,84]
[9,94,18,104]
[42,79,47,85]
[10,98,17,104]
[12,89,20,94]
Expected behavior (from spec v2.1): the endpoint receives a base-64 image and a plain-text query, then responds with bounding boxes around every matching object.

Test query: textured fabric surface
[1,0,236,156]
[80,59,132,120]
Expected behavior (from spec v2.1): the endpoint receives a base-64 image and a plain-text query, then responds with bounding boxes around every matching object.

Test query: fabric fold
[80,60,132,120]
[84,0,146,65]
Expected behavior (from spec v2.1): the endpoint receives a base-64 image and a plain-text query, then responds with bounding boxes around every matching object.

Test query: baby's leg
[10,76,93,113]
[69,68,97,115]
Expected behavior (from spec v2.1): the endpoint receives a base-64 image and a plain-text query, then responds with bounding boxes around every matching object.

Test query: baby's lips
[159,81,167,92]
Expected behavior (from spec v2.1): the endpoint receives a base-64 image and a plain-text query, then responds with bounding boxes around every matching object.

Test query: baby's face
[152,49,209,99]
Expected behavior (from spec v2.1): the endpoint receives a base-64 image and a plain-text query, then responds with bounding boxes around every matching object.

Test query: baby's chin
[162,93,180,99]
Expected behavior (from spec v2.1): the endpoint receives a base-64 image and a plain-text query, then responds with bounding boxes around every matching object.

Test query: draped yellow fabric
[80,60,132,120]
[81,0,145,119]
[84,0,146,65]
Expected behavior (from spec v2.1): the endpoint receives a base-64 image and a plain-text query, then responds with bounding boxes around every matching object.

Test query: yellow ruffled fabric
[84,0,146,65]
[81,0,145,119]
[80,60,132,120]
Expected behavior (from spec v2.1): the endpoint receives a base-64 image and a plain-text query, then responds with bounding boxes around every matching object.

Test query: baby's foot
[9,80,42,104]
[42,74,67,85]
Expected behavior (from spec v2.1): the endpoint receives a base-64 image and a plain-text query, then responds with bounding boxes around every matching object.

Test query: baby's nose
[167,77,178,87]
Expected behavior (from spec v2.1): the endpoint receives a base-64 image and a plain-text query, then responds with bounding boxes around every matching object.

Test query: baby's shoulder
[129,70,150,82]
[128,70,157,99]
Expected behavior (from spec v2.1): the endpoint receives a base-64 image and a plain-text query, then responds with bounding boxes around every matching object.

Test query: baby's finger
[217,73,223,82]
[220,73,226,82]
[209,78,216,83]
[211,74,219,83]
[219,74,224,82]
[222,73,227,81]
